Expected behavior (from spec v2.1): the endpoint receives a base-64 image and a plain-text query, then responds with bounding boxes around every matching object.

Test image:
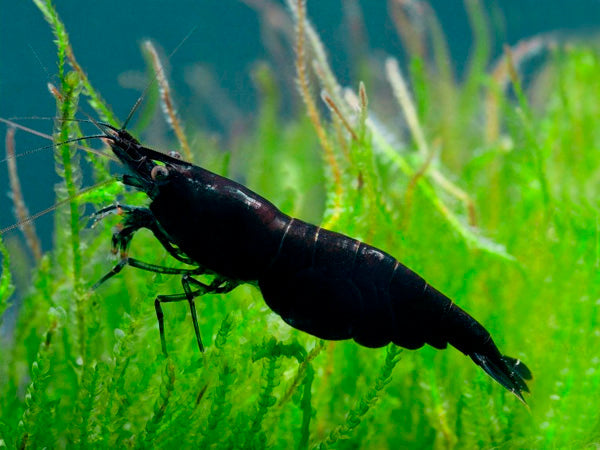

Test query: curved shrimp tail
[407,282,533,401]
[470,353,532,403]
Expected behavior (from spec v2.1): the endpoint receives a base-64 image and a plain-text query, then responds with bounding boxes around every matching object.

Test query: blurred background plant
[1,0,600,448]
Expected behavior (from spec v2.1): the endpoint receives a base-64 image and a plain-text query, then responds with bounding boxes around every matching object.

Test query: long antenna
[121,26,198,130]
[8,116,106,126]
[0,118,117,163]
[0,178,117,235]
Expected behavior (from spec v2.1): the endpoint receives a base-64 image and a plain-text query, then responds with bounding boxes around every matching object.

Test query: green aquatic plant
[2,0,600,448]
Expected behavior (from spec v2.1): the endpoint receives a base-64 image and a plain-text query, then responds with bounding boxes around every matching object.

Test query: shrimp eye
[151,165,169,181]
[168,151,182,159]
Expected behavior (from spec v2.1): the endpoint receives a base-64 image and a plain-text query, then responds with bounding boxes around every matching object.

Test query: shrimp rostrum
[93,123,532,401]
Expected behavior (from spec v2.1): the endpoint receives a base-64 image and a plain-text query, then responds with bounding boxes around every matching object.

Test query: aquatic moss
[0,237,13,319]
